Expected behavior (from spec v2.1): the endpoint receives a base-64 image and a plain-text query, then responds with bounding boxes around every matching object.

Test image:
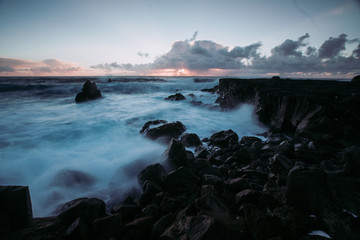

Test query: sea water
[0,76,266,216]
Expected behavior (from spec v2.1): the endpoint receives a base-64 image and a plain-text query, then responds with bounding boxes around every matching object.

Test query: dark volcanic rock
[75,80,102,102]
[64,217,91,240]
[210,129,239,148]
[93,213,123,240]
[286,163,329,214]
[163,138,187,169]
[351,74,360,84]
[57,197,106,225]
[0,185,33,232]
[124,216,155,240]
[141,121,186,142]
[181,133,202,147]
[165,167,199,195]
[164,93,186,101]
[138,163,167,187]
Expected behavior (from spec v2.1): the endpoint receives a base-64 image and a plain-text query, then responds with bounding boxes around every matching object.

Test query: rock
[195,195,231,221]
[286,163,329,214]
[240,136,262,146]
[165,93,186,101]
[342,145,360,176]
[224,178,250,193]
[165,167,199,195]
[160,196,186,213]
[93,213,123,240]
[0,185,33,232]
[75,80,102,102]
[140,120,168,134]
[152,213,176,239]
[194,147,210,159]
[139,180,163,206]
[268,154,294,176]
[111,205,140,223]
[163,138,187,169]
[271,76,281,80]
[210,130,239,148]
[141,121,186,142]
[50,169,96,189]
[124,216,155,240]
[181,133,202,147]
[142,204,160,218]
[351,75,360,84]
[64,217,91,240]
[138,163,167,187]
[57,197,106,225]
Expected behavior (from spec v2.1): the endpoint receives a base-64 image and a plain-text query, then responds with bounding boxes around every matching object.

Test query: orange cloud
[0,58,83,76]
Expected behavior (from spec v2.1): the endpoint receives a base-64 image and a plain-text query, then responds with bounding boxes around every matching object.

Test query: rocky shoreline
[1,77,360,240]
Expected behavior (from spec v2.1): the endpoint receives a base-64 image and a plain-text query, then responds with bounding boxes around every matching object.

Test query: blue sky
[0,0,359,77]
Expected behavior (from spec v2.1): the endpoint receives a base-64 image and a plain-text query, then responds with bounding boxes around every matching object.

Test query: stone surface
[181,133,202,147]
[141,121,186,142]
[75,80,102,102]
[165,93,186,101]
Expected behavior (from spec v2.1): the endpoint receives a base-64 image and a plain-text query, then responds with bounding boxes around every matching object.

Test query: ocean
[0,76,266,217]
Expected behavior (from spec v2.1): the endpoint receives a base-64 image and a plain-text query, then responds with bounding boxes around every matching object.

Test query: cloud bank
[0,58,81,76]
[92,33,360,78]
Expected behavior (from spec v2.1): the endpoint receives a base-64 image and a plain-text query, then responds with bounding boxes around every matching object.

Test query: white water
[0,77,266,216]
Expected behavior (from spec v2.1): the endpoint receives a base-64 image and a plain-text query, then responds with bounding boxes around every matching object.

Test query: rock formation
[75,80,102,102]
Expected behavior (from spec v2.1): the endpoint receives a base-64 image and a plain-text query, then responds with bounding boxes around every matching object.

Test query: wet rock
[93,213,123,240]
[194,147,210,159]
[75,80,102,102]
[139,180,163,206]
[142,204,160,218]
[165,93,186,101]
[152,213,176,239]
[124,216,155,240]
[111,205,140,223]
[240,136,262,146]
[225,178,250,193]
[286,163,329,214]
[0,185,33,232]
[57,197,106,225]
[160,196,186,213]
[138,163,167,187]
[163,138,187,169]
[342,145,360,176]
[165,167,199,196]
[140,120,167,134]
[142,121,186,142]
[64,217,91,240]
[210,129,239,148]
[195,195,231,221]
[181,133,202,147]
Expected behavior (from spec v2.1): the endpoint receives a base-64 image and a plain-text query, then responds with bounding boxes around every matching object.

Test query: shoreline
[1,77,360,239]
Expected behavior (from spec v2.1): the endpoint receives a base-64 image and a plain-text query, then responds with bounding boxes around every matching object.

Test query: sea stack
[75,80,102,103]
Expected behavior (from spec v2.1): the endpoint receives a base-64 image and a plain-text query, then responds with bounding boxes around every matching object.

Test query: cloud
[137,51,149,58]
[0,58,82,75]
[318,34,348,59]
[89,33,360,78]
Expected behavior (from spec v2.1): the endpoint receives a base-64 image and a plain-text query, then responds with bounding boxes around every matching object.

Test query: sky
[0,0,359,78]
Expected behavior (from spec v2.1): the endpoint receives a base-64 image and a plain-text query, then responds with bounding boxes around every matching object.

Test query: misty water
[0,76,266,217]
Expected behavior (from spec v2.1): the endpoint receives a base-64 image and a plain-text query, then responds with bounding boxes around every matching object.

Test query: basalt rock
[181,133,202,147]
[164,93,186,101]
[210,129,239,148]
[75,80,102,102]
[141,121,186,142]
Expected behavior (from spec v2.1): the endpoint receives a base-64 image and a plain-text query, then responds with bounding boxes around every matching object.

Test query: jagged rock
[286,163,329,214]
[111,205,140,223]
[165,93,186,101]
[75,80,102,102]
[64,217,91,240]
[152,213,176,239]
[165,167,199,195]
[163,138,187,169]
[0,185,33,232]
[181,133,202,147]
[195,194,231,221]
[124,216,155,240]
[240,136,262,146]
[225,177,250,193]
[57,198,106,225]
[140,120,168,134]
[210,129,239,148]
[138,163,167,187]
[93,213,123,240]
[142,203,160,218]
[351,74,360,84]
[160,196,186,213]
[139,180,163,206]
[141,121,186,142]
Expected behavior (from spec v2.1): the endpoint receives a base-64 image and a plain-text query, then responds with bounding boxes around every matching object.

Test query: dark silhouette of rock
[138,163,167,187]
[64,217,91,240]
[165,167,199,195]
[210,129,239,148]
[163,138,187,169]
[0,185,33,232]
[271,75,281,80]
[181,133,202,147]
[124,216,155,240]
[75,80,102,102]
[351,74,360,84]
[164,93,186,101]
[141,121,186,142]
[93,213,123,240]
[57,197,106,225]
[140,120,167,134]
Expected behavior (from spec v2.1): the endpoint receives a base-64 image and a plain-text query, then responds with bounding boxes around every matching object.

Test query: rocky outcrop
[75,80,102,102]
[164,93,185,101]
[140,120,186,143]
[216,78,360,147]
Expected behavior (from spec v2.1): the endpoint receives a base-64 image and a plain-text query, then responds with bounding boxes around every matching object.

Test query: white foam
[308,230,331,238]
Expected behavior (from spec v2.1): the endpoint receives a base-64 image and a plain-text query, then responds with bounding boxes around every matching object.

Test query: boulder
[210,130,239,148]
[124,216,155,240]
[286,163,329,214]
[140,120,168,134]
[181,133,202,147]
[240,136,262,146]
[139,180,163,206]
[163,138,187,169]
[141,121,186,142]
[0,185,33,232]
[351,75,360,84]
[75,80,102,102]
[57,197,106,225]
[93,213,124,240]
[64,217,92,240]
[165,93,186,101]
[138,163,167,187]
[165,167,199,195]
